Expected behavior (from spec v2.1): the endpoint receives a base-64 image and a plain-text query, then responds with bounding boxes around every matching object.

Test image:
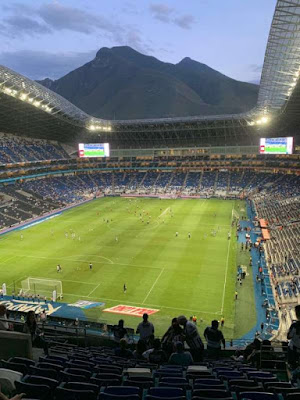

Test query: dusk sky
[0,0,276,83]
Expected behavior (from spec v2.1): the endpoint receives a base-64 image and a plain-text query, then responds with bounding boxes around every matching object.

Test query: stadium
[0,0,300,398]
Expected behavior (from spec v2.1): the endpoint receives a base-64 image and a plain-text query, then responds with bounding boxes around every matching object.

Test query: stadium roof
[0,0,300,143]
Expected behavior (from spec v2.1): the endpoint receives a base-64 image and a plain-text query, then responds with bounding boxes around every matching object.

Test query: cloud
[3,15,51,38]
[0,49,97,80]
[174,15,196,30]
[149,3,174,23]
[149,3,196,29]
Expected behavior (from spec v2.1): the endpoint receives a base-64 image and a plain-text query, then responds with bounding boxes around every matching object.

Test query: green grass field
[0,197,256,339]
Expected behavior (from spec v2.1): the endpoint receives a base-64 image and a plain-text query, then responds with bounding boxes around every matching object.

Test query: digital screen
[259,137,293,155]
[78,143,110,158]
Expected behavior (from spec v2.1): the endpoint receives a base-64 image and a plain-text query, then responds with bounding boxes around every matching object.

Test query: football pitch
[0,197,256,339]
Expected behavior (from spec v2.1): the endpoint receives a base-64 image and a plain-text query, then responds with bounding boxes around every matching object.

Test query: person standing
[23,311,48,355]
[287,305,300,369]
[178,315,204,361]
[89,262,93,270]
[136,313,154,346]
[204,320,225,360]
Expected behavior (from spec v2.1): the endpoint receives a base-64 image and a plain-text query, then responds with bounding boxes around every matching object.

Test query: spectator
[168,341,194,366]
[23,311,48,355]
[178,315,204,361]
[204,320,225,359]
[142,338,167,364]
[287,304,300,369]
[114,338,133,359]
[113,319,128,342]
[0,305,9,331]
[133,339,147,360]
[161,317,184,356]
[136,313,154,346]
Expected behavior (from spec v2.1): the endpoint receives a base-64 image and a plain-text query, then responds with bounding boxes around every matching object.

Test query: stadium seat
[54,386,97,400]
[238,392,276,400]
[103,386,140,397]
[29,365,58,380]
[15,381,51,400]
[192,389,231,399]
[64,367,92,378]
[100,394,140,400]
[59,370,87,382]
[146,397,185,400]
[9,357,35,367]
[63,382,99,394]
[148,387,184,398]
[1,360,28,375]
[24,375,59,391]
[37,362,64,372]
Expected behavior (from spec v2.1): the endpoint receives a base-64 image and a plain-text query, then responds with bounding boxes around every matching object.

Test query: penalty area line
[87,283,101,297]
[142,268,165,304]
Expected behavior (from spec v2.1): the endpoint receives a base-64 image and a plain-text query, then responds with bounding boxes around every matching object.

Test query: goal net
[21,277,63,300]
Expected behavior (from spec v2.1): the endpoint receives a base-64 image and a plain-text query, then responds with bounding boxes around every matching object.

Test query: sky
[0,0,276,83]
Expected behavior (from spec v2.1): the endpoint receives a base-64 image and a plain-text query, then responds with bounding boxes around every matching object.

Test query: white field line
[220,205,234,314]
[142,268,165,304]
[158,207,170,219]
[0,255,17,264]
[13,254,161,270]
[87,283,101,297]
[7,275,27,288]
[62,291,220,315]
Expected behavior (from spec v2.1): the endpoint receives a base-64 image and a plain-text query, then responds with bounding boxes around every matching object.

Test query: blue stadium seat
[148,387,184,398]
[192,389,231,399]
[55,386,97,400]
[29,366,58,380]
[238,392,276,400]
[15,381,51,400]
[63,381,99,394]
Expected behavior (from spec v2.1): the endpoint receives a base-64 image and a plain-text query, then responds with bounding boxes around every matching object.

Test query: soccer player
[176,232,178,237]
[115,236,118,242]
[220,316,225,327]
[188,232,191,239]
[123,283,127,293]
[20,234,23,241]
[89,262,93,270]
[56,264,60,273]
[228,232,231,240]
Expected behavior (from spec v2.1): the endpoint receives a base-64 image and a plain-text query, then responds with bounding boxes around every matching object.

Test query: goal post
[21,277,63,300]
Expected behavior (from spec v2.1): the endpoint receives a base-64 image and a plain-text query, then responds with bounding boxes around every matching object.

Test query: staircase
[137,172,147,191]
[213,171,219,194]
[226,171,231,195]
[197,171,204,193]
[165,172,175,192]
[151,173,161,193]
[181,172,189,192]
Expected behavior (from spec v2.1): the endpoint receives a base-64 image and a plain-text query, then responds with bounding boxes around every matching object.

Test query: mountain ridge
[37,46,259,120]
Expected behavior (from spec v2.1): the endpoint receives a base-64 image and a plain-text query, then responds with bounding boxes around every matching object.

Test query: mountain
[37,46,259,120]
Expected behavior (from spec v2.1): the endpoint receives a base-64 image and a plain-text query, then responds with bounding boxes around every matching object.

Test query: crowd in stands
[0,170,299,231]
[0,134,69,164]
[0,304,300,399]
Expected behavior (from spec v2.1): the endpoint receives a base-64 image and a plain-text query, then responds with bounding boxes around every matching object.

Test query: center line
[142,268,164,304]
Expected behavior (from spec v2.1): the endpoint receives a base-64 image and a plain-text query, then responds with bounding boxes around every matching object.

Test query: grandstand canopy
[0,0,300,146]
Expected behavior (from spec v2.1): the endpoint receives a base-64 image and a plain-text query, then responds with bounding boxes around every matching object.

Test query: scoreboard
[78,143,110,158]
[259,137,294,155]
